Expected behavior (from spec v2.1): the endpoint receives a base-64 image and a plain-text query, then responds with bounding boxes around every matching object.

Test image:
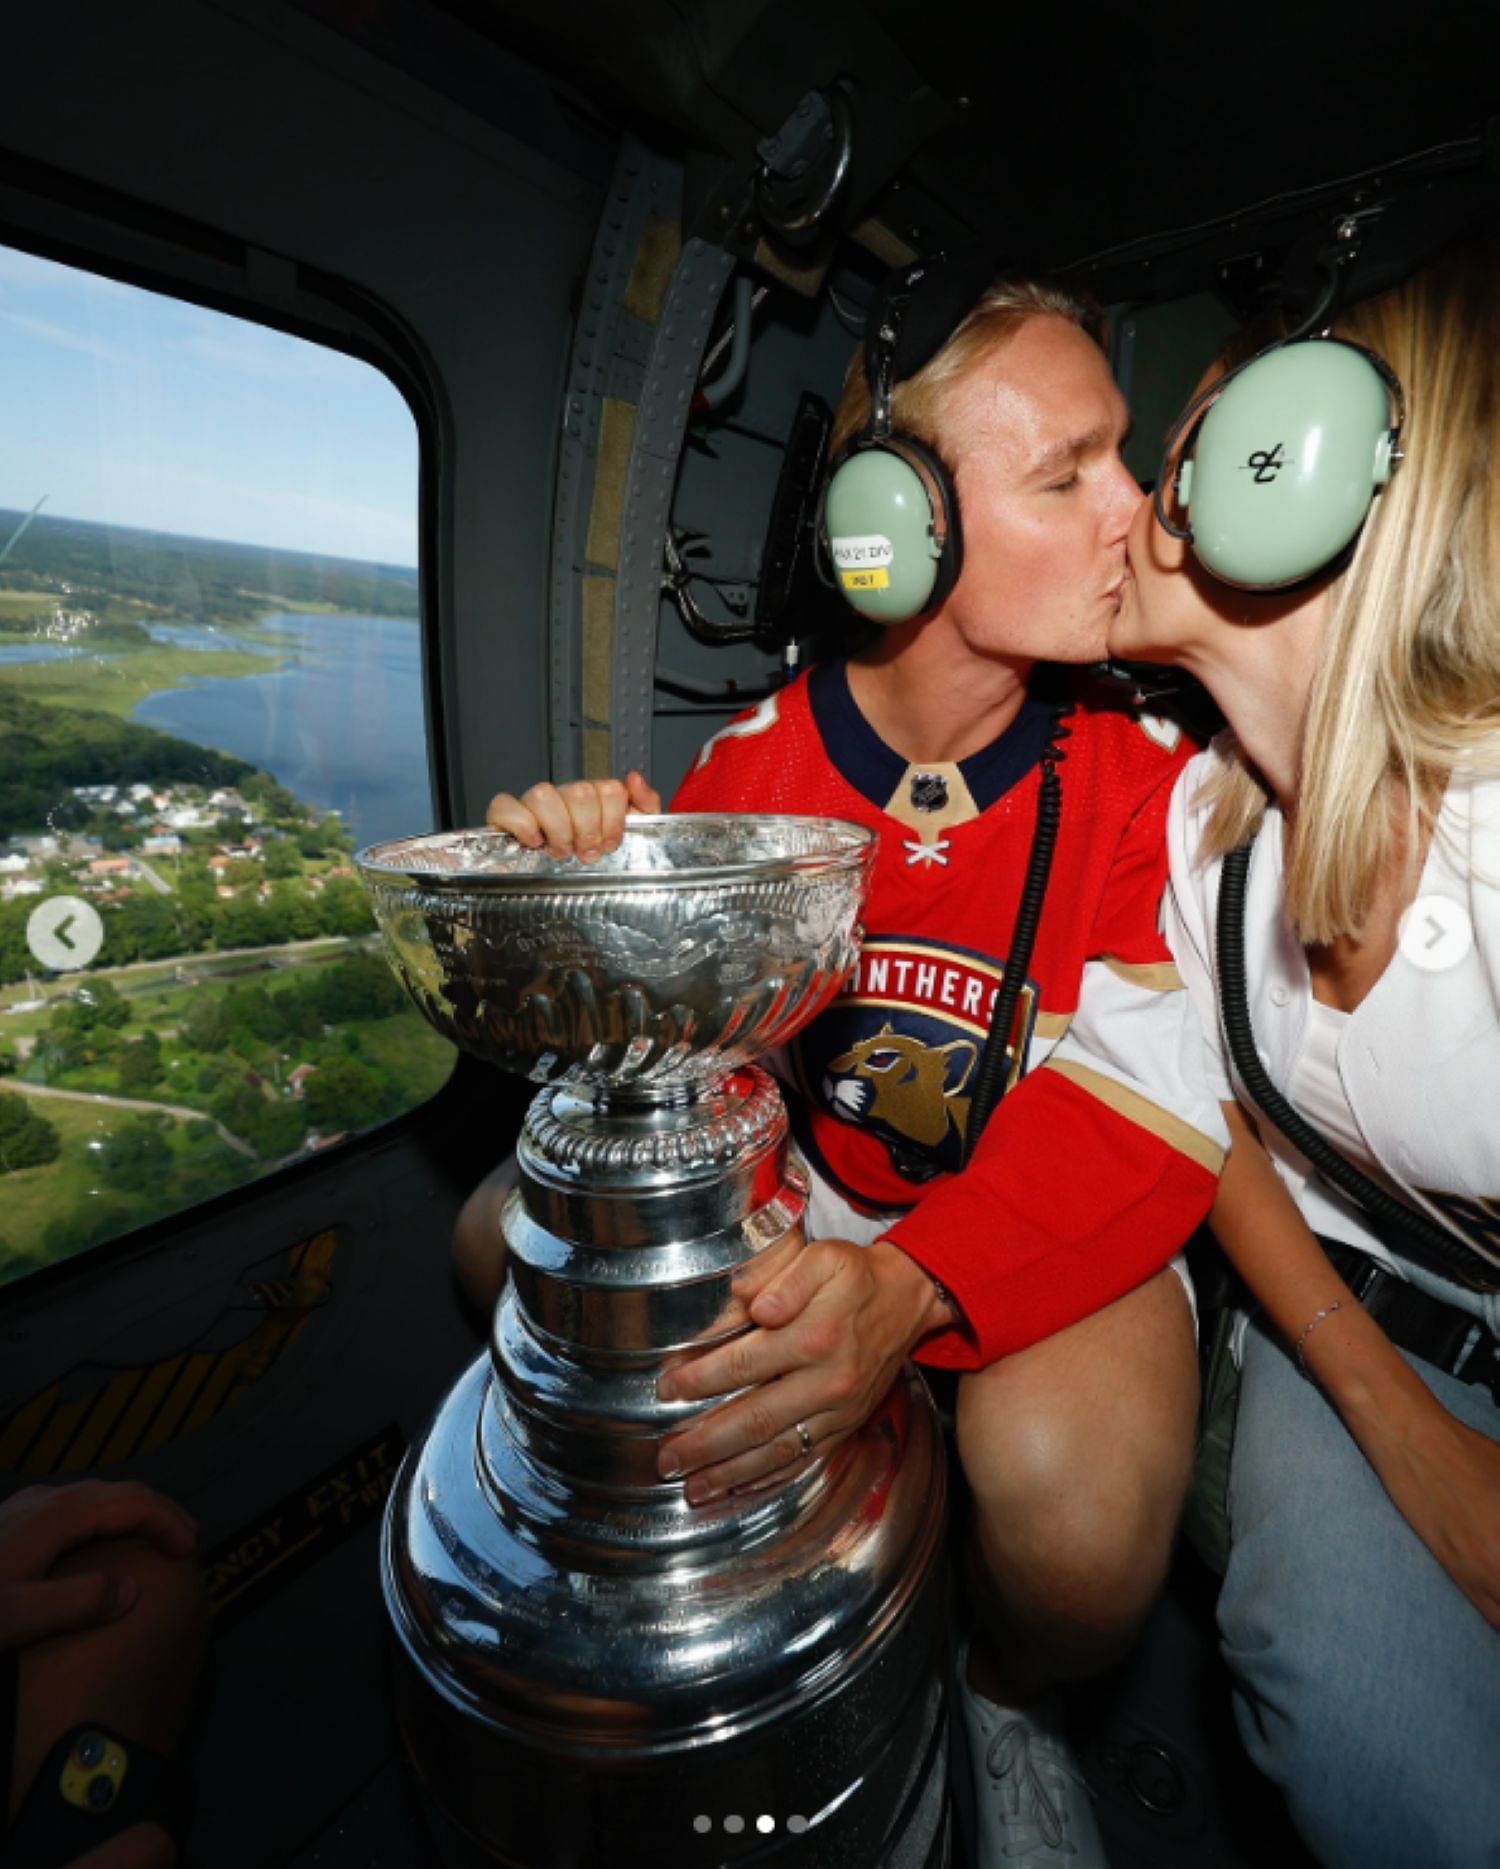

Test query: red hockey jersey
[671,660,1227,1367]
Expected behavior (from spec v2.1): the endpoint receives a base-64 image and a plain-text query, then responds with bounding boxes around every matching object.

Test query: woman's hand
[484,771,661,861]
[0,1482,198,1652]
[1355,1392,1500,1630]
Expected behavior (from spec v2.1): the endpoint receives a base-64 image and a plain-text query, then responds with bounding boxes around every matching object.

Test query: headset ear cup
[1184,340,1400,589]
[822,435,961,623]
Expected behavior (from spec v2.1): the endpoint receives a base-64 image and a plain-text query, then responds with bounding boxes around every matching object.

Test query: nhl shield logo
[910,771,949,813]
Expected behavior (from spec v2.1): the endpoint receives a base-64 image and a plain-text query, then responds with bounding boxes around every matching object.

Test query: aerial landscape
[0,504,451,1284]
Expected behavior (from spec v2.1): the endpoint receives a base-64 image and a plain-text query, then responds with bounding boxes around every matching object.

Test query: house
[142,833,183,856]
[286,1063,317,1099]
[88,857,131,877]
[1,877,43,900]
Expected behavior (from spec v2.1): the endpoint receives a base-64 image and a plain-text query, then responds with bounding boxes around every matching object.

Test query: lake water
[0,641,96,663]
[131,614,433,848]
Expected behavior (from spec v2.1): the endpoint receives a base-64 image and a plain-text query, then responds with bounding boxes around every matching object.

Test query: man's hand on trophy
[654,1239,952,1503]
[484,771,661,861]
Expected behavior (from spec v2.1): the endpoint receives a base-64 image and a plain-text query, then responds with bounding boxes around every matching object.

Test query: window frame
[0,149,463,1299]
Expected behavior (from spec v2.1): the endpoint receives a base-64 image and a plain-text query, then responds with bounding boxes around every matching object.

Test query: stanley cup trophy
[357,815,950,1869]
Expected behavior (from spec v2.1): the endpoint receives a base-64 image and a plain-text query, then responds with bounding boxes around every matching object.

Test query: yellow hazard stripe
[58,1368,147,1474]
[0,1384,60,1471]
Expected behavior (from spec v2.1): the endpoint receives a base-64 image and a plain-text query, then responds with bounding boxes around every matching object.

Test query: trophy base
[384,1355,951,1868]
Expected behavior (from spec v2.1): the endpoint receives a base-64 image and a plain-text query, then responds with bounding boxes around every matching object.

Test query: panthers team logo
[825,1024,978,1154]
[794,937,1037,1181]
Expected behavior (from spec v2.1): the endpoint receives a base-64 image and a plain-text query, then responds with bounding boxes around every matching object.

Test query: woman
[1113,245,1500,1867]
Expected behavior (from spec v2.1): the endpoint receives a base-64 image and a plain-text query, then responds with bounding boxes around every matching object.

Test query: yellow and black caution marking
[0,1228,340,1476]
[203,1424,405,1629]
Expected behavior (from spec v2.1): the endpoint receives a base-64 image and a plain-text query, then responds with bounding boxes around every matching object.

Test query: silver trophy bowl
[356,815,951,1869]
[356,815,874,1099]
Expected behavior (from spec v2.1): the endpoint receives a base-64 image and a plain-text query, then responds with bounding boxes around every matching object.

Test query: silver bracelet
[1294,1299,1343,1379]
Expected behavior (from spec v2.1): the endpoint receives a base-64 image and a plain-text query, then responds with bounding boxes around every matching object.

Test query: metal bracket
[610,237,737,776]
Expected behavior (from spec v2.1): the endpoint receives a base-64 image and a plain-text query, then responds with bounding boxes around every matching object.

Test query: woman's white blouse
[1163,738,1500,1332]
[1288,998,1372,1171]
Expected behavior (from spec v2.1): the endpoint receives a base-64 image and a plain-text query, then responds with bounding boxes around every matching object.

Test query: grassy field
[0,643,276,717]
[235,590,341,615]
[0,1091,258,1286]
[0,1095,140,1279]
[0,589,64,621]
[0,938,454,1285]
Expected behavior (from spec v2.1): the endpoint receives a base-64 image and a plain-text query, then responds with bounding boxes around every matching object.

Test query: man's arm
[879,762,1228,1366]
[656,1235,955,1501]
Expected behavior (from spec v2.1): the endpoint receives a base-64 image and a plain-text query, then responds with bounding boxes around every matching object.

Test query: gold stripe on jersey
[1043,1058,1225,1174]
[1101,956,1186,992]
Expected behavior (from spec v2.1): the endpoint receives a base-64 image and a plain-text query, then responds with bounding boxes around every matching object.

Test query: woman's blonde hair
[828,277,1106,463]
[1197,244,1500,942]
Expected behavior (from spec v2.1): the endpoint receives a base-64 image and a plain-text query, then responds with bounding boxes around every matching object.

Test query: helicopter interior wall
[0,5,1475,1866]
[0,3,615,1860]
[0,0,615,820]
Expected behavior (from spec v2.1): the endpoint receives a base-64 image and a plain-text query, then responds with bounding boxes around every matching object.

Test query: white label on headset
[830,534,895,570]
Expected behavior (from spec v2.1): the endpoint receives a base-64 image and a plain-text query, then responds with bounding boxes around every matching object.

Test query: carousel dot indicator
[693,1815,712,1834]
[757,1814,775,1834]
[724,1814,745,1834]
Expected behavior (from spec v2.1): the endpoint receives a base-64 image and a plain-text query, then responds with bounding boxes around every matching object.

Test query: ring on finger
[793,1420,814,1459]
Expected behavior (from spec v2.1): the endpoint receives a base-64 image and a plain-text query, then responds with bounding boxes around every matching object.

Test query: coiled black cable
[1217,840,1498,1292]
[963,701,1074,1161]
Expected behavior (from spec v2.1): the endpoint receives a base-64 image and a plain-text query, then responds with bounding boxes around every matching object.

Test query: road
[8,1077,259,1159]
[2,932,376,1009]
[130,856,174,896]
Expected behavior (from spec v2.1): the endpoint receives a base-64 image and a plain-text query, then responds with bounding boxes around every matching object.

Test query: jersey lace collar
[807,657,1054,823]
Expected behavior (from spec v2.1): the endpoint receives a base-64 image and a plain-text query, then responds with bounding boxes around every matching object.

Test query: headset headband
[864,258,937,442]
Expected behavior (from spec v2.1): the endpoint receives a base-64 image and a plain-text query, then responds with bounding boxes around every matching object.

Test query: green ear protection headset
[1154,332,1406,590]
[819,256,977,624]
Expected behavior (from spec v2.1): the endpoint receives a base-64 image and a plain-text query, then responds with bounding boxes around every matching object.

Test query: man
[475,276,1227,1868]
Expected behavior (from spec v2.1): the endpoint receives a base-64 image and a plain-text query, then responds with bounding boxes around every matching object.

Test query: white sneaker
[954,1649,1107,1866]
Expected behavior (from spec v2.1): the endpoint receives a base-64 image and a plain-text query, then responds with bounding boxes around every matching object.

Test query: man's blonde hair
[828,277,1107,463]
[1197,244,1500,942]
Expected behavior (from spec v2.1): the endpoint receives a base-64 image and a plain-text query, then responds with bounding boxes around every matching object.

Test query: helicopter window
[0,242,450,1287]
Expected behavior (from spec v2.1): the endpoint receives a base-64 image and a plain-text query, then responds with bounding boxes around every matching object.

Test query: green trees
[207,1078,306,1159]
[304,950,404,1022]
[0,1092,61,1172]
[263,838,304,880]
[117,1032,163,1094]
[68,980,130,1031]
[0,689,253,839]
[304,1055,385,1132]
[95,1116,173,1193]
[316,878,374,937]
[181,994,233,1054]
